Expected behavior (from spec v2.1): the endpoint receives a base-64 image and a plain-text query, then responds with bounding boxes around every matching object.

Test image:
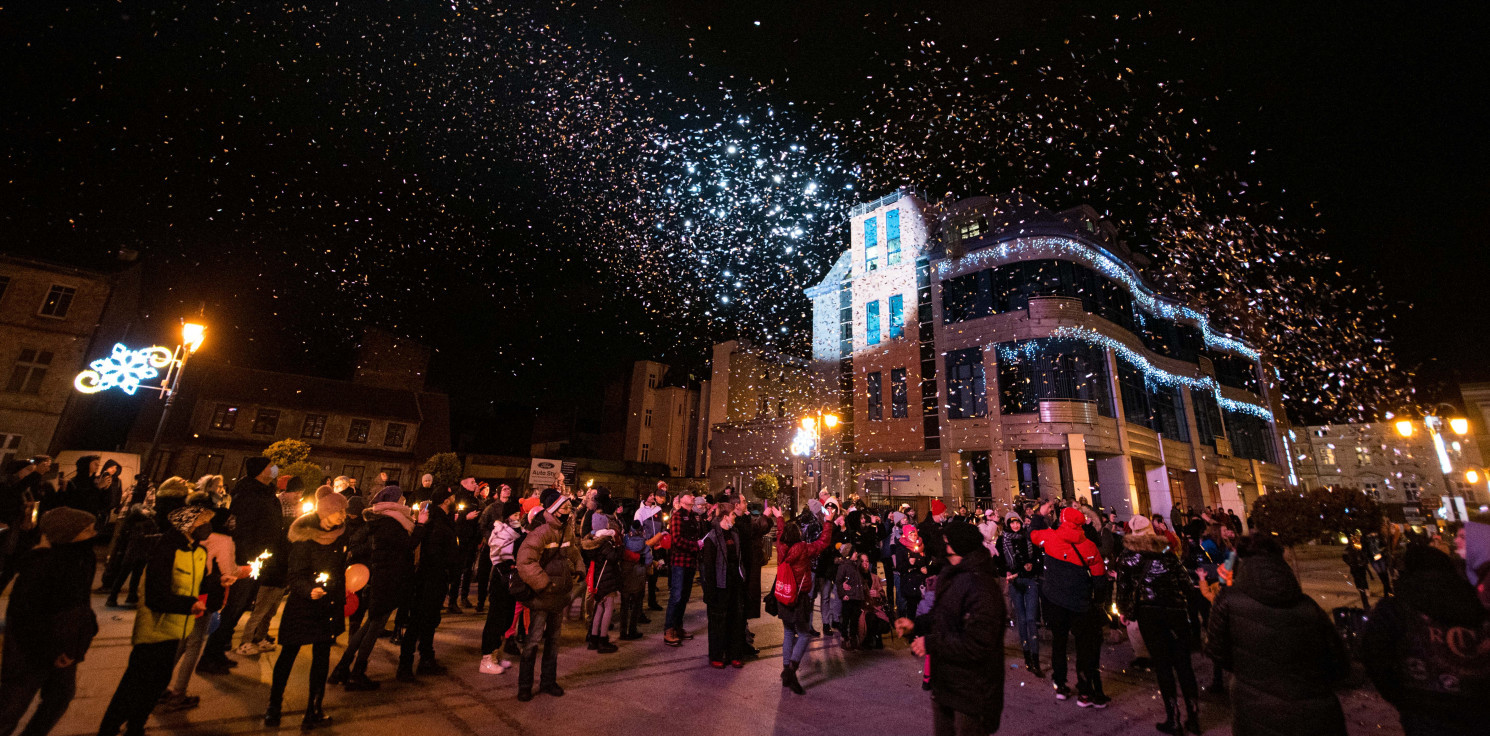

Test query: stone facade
[1293,420,1487,521]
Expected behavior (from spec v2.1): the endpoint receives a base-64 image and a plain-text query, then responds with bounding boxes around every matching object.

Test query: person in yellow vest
[98,506,222,736]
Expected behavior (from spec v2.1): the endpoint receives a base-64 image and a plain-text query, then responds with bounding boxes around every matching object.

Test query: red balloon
[344,590,360,618]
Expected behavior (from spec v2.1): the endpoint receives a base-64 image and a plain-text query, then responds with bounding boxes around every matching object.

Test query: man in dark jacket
[0,508,99,736]
[899,523,1005,736]
[331,485,415,690]
[1031,506,1108,707]
[399,487,461,681]
[447,479,483,612]
[200,457,281,673]
[1206,536,1347,736]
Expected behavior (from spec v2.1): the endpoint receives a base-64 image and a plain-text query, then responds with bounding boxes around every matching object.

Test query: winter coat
[1205,554,1347,736]
[229,476,283,565]
[835,558,867,602]
[277,513,348,647]
[133,527,223,645]
[699,523,745,607]
[584,534,623,599]
[117,504,162,566]
[515,513,578,612]
[773,515,835,626]
[741,513,772,618]
[359,503,415,613]
[412,505,461,584]
[4,540,98,666]
[997,520,1040,582]
[488,521,522,564]
[452,490,480,545]
[1031,513,1106,613]
[1114,533,1194,617]
[45,477,108,517]
[891,542,928,600]
[912,546,1006,728]
[1362,562,1490,733]
[621,535,652,595]
[917,518,947,565]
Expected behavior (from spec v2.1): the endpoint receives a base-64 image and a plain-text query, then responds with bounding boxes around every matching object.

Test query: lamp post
[791,410,839,510]
[1394,404,1470,522]
[141,322,206,480]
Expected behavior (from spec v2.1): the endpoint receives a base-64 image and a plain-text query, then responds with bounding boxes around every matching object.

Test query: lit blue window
[886,209,901,265]
[866,300,881,346]
[888,294,904,338]
[864,216,879,270]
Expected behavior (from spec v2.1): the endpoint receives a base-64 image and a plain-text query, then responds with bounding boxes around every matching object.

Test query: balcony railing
[1038,399,1098,424]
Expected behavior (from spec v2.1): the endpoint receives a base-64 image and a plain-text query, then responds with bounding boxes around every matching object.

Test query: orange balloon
[344,563,370,593]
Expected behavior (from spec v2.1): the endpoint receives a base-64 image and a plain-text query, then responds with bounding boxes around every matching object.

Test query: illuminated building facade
[806,190,1288,519]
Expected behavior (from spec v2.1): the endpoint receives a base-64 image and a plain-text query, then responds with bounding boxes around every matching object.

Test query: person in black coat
[330,486,414,690]
[699,502,749,668]
[1205,536,1347,736]
[42,456,105,517]
[1116,520,1201,734]
[448,481,483,612]
[265,490,348,730]
[200,458,282,672]
[399,487,461,681]
[898,523,1005,736]
[0,508,99,736]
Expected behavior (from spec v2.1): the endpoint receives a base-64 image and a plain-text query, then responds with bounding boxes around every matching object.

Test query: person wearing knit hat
[513,485,577,701]
[198,454,281,675]
[0,508,99,736]
[895,510,1006,736]
[1113,511,1199,734]
[372,485,404,505]
[396,482,461,683]
[1127,514,1154,537]
[315,489,349,519]
[98,501,217,736]
[1030,505,1110,707]
[1000,509,1044,677]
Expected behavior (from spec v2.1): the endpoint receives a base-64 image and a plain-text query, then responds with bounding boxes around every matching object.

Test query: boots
[782,662,805,695]
[300,690,331,731]
[327,664,348,686]
[264,693,283,728]
[1183,698,1201,735]
[1156,696,1183,734]
[396,658,417,683]
[1025,653,1045,678]
[587,634,599,650]
[664,628,682,647]
[596,636,618,654]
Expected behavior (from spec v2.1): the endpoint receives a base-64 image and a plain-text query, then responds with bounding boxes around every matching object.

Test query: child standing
[619,520,654,640]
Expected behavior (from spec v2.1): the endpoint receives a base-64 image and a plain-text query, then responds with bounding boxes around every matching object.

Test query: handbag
[763,591,779,616]
[507,562,535,603]
[772,560,800,606]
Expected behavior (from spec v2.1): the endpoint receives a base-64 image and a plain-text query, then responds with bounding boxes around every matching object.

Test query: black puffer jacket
[913,546,1005,728]
[1205,553,1347,736]
[277,513,347,647]
[1114,533,1193,616]
[357,502,416,613]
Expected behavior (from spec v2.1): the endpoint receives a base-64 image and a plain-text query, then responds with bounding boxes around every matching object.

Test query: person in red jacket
[769,501,836,694]
[1031,505,1110,707]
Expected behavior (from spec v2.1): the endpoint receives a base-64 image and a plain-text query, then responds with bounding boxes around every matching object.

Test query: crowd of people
[1,452,1488,736]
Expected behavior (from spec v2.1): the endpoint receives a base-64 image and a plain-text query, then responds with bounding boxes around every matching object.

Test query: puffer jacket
[1114,533,1193,617]
[835,557,867,602]
[359,503,415,613]
[133,526,222,645]
[1205,553,1347,736]
[912,546,1006,727]
[515,512,578,611]
[277,513,347,647]
[998,517,1040,580]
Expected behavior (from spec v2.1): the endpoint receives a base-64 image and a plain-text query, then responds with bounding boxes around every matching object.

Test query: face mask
[191,524,212,542]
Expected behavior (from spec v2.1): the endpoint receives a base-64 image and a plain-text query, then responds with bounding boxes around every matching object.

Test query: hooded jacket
[356,502,415,611]
[133,524,222,645]
[5,539,98,666]
[1114,533,1194,617]
[228,475,283,565]
[1030,507,1105,612]
[515,511,578,611]
[1205,553,1347,736]
[277,512,348,647]
[912,546,1005,728]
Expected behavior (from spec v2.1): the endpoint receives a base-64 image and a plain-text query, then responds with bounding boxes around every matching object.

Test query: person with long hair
[264,489,348,729]
[768,501,836,694]
[1116,515,1201,734]
[699,497,748,668]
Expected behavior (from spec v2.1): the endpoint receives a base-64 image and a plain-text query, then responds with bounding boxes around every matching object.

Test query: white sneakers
[479,654,512,675]
[235,640,277,656]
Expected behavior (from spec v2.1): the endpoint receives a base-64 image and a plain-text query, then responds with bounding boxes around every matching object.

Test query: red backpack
[773,560,800,605]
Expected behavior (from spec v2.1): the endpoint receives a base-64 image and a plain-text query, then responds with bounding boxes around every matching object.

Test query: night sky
[4,2,1485,444]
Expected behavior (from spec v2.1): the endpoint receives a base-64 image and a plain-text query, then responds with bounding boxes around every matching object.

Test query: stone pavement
[12,549,1404,736]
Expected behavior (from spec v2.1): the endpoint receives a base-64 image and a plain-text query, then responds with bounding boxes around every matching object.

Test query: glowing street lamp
[1449,417,1470,436]
[1397,404,1474,522]
[1467,469,1482,485]
[1394,420,1414,438]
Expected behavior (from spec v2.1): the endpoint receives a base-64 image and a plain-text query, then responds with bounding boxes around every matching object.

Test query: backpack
[772,558,801,606]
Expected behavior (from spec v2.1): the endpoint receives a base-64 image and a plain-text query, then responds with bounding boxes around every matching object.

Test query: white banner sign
[528,458,563,489]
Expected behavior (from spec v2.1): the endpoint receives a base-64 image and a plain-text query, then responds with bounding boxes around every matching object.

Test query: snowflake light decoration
[74,343,174,395]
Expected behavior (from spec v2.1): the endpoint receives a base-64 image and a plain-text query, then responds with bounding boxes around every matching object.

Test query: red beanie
[1060,506,1086,528]
[930,499,947,516]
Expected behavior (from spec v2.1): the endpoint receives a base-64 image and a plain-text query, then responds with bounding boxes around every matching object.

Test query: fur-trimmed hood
[1123,532,1171,555]
[288,511,345,545]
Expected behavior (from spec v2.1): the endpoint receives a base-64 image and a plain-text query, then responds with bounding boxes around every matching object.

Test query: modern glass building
[806,190,1287,520]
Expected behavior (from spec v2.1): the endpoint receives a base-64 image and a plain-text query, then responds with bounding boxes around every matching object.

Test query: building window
[347,419,371,444]
[38,284,76,318]
[1362,482,1380,501]
[0,433,22,468]
[251,409,280,435]
[888,294,904,339]
[383,422,407,447]
[1223,409,1275,463]
[209,404,238,431]
[946,347,987,419]
[1403,481,1421,502]
[644,409,653,428]
[641,443,650,462]
[1355,446,1373,466]
[1150,383,1190,442]
[342,465,365,488]
[886,209,901,265]
[1191,390,1224,447]
[996,338,1113,417]
[864,216,879,271]
[1213,354,1261,393]
[191,453,225,478]
[866,371,883,421]
[4,349,52,395]
[1318,447,1336,465]
[957,215,986,242]
[382,467,402,485]
[891,368,908,419]
[301,414,326,439]
[647,373,657,388]
[866,300,881,346]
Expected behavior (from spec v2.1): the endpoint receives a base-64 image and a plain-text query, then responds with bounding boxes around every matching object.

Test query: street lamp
[1393,405,1471,522]
[139,322,208,480]
[791,409,840,508]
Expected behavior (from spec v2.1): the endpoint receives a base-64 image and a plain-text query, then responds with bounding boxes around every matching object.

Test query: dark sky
[3,2,1486,443]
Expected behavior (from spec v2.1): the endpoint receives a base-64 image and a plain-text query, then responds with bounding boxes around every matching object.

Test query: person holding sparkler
[264,488,348,729]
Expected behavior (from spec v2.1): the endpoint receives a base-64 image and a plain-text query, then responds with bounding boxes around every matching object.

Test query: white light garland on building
[1039,326,1273,420]
[938,235,1260,360]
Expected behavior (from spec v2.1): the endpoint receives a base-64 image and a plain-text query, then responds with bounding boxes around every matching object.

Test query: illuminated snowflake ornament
[74,343,174,395]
